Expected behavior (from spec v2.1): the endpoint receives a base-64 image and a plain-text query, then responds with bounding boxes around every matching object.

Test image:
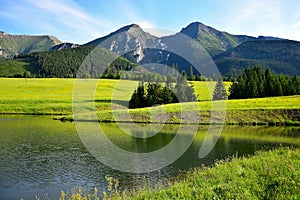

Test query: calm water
[0,116,299,200]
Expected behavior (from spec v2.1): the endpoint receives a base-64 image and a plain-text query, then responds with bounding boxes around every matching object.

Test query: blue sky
[1,0,300,44]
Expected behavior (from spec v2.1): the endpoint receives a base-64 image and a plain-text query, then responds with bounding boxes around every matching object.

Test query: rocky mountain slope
[84,24,162,62]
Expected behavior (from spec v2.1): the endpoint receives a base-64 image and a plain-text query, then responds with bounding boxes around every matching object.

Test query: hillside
[214,40,300,76]
[0,46,137,78]
[180,22,256,56]
[0,31,61,59]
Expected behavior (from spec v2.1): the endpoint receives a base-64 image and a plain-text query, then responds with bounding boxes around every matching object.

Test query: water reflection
[0,116,299,199]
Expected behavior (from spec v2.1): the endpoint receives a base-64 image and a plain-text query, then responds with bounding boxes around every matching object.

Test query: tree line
[229,66,300,99]
[129,71,196,108]
[31,46,137,78]
[0,46,138,78]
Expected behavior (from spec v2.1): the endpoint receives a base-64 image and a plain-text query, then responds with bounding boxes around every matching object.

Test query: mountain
[84,24,162,62]
[1,22,299,78]
[137,22,295,76]
[0,31,61,59]
[214,40,300,76]
[180,22,256,56]
[50,42,79,50]
[137,22,257,75]
[257,36,285,41]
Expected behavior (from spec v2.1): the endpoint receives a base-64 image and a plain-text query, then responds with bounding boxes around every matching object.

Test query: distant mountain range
[0,31,61,59]
[1,22,299,77]
[214,40,300,76]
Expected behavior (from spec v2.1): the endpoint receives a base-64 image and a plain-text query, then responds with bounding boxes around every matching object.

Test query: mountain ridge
[0,31,61,59]
[1,22,299,77]
[214,40,300,76]
[83,23,160,62]
[180,22,257,56]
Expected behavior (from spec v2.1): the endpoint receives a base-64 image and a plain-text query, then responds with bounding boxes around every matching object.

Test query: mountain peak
[129,23,140,28]
[115,23,142,33]
[180,21,216,38]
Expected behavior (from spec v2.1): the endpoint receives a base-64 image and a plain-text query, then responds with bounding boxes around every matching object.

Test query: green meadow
[0,78,299,124]
[0,78,137,114]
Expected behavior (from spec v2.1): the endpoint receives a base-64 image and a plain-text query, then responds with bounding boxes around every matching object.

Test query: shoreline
[2,108,299,126]
[56,108,300,126]
[59,147,300,199]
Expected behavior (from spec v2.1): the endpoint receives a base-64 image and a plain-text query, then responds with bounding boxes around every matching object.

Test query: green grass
[190,81,231,101]
[0,78,299,124]
[114,147,300,200]
[0,78,137,114]
[59,147,300,199]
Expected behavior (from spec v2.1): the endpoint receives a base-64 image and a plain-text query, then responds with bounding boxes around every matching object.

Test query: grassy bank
[66,96,300,125]
[59,148,300,199]
[0,78,299,125]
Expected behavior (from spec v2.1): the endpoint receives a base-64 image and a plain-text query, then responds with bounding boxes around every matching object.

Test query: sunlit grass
[0,78,299,124]
[0,78,137,114]
[191,81,231,101]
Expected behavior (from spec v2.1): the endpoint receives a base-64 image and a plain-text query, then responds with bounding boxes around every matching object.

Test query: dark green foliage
[32,46,137,78]
[229,66,300,99]
[0,57,38,77]
[129,71,196,108]
[0,46,137,78]
[129,82,177,109]
[189,66,194,80]
[175,71,197,102]
[215,40,300,76]
[212,78,227,100]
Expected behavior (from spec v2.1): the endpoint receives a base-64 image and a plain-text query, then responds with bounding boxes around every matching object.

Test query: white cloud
[222,0,300,41]
[116,0,155,29]
[24,0,113,43]
[0,0,157,43]
[0,0,114,43]
[227,0,282,34]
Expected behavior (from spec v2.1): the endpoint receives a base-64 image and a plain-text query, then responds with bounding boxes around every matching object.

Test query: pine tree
[166,74,173,88]
[189,66,194,80]
[213,78,227,100]
[265,68,274,97]
[129,90,139,108]
[137,82,146,106]
[273,77,283,96]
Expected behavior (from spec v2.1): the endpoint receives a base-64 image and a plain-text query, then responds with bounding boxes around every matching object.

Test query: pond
[0,116,299,199]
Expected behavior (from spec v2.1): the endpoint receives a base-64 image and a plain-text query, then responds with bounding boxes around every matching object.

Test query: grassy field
[59,147,300,199]
[190,80,231,101]
[0,78,137,114]
[0,78,299,124]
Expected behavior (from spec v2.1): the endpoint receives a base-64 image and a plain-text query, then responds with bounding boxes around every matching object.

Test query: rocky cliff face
[50,42,79,50]
[84,24,166,62]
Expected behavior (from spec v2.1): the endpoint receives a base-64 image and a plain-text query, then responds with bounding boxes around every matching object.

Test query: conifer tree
[213,77,227,100]
[189,66,194,80]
